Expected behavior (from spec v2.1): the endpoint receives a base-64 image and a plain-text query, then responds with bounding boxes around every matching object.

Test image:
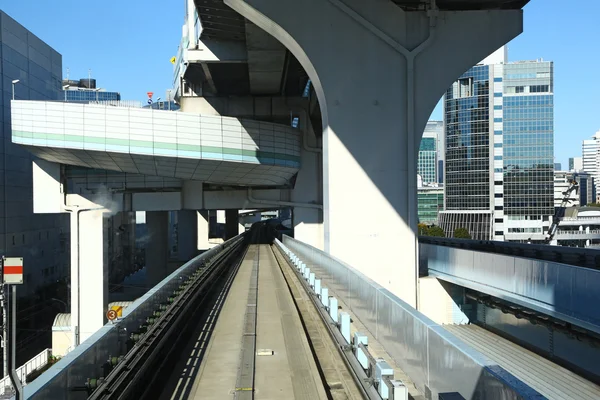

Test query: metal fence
[22,236,244,400]
[283,235,541,400]
[0,349,51,395]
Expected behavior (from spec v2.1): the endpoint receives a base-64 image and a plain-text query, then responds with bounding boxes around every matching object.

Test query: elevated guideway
[419,236,600,386]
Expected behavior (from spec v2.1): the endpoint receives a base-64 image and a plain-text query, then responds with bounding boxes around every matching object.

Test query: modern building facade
[439,49,554,242]
[422,121,444,184]
[1,11,70,297]
[62,78,121,102]
[569,156,582,172]
[418,132,437,185]
[417,187,444,225]
[582,131,600,201]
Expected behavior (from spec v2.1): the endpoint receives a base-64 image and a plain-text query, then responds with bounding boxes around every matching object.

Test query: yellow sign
[170,56,177,64]
[110,305,124,318]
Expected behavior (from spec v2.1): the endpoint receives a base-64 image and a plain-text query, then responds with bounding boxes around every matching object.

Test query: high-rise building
[554,163,562,170]
[62,78,121,102]
[1,11,70,297]
[569,156,583,172]
[582,131,600,201]
[418,132,437,185]
[439,49,554,242]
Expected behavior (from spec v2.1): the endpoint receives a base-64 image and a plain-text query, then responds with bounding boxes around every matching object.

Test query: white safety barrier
[274,239,407,400]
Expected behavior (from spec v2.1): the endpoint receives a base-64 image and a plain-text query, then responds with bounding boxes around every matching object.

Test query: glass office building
[439,65,493,240]
[503,61,554,220]
[64,89,120,102]
[439,51,554,242]
[0,11,70,296]
[418,136,437,184]
[418,187,444,224]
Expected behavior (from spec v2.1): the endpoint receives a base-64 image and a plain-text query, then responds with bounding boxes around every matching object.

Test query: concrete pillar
[146,211,169,286]
[198,210,209,251]
[225,209,239,239]
[70,210,108,346]
[226,0,522,306]
[177,210,198,261]
[292,117,324,249]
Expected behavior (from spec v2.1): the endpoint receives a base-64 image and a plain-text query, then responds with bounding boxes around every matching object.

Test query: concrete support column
[177,210,198,261]
[146,211,169,286]
[225,209,240,239]
[226,0,523,306]
[197,210,209,251]
[70,210,108,346]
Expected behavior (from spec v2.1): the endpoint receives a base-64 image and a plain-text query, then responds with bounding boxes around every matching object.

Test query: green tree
[453,227,471,239]
[587,202,600,207]
[427,226,445,237]
[418,223,429,235]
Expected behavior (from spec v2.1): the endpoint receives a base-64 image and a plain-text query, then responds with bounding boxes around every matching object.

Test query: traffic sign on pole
[3,257,23,285]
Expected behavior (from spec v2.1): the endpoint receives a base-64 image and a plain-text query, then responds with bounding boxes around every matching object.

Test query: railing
[419,236,600,271]
[0,349,52,395]
[282,235,541,400]
[557,229,600,235]
[22,235,244,399]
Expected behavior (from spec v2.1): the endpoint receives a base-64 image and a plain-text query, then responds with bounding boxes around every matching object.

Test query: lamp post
[167,89,172,111]
[93,88,101,102]
[62,84,70,102]
[11,79,20,100]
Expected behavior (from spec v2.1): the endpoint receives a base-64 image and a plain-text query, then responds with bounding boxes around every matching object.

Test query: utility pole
[1,280,6,377]
[2,257,24,400]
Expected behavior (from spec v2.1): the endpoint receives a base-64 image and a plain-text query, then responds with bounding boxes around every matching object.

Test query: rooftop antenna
[88,68,92,88]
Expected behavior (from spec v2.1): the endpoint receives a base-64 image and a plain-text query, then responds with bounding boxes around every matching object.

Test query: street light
[167,89,172,111]
[11,79,19,100]
[92,88,102,102]
[62,84,70,102]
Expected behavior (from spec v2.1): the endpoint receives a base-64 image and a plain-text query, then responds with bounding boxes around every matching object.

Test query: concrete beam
[187,39,248,63]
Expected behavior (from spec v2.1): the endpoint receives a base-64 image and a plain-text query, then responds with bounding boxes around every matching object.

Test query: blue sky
[2,0,598,168]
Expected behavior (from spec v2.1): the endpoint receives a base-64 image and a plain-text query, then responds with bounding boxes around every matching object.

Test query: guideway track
[87,232,251,400]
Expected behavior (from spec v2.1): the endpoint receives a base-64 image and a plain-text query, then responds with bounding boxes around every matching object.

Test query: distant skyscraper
[439,49,554,242]
[422,121,444,184]
[418,132,437,185]
[582,131,600,201]
[569,157,583,172]
[554,163,562,171]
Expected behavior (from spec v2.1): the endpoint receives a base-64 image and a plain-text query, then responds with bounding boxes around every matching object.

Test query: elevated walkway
[11,100,301,186]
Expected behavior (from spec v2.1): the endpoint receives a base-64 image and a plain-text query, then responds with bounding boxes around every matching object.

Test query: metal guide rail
[85,234,249,400]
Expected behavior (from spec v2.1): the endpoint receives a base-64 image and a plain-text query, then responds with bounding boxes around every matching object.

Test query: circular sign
[107,309,118,321]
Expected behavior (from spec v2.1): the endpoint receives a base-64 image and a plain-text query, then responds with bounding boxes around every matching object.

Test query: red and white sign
[3,257,23,285]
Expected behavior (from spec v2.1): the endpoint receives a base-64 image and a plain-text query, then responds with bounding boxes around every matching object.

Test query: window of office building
[444,65,490,210]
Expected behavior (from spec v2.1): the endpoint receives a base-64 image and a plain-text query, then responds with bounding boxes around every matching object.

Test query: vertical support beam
[146,211,169,286]
[177,210,198,261]
[70,210,108,346]
[225,209,240,240]
[197,210,209,251]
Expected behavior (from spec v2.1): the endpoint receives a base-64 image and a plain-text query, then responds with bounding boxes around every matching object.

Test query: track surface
[157,244,330,400]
